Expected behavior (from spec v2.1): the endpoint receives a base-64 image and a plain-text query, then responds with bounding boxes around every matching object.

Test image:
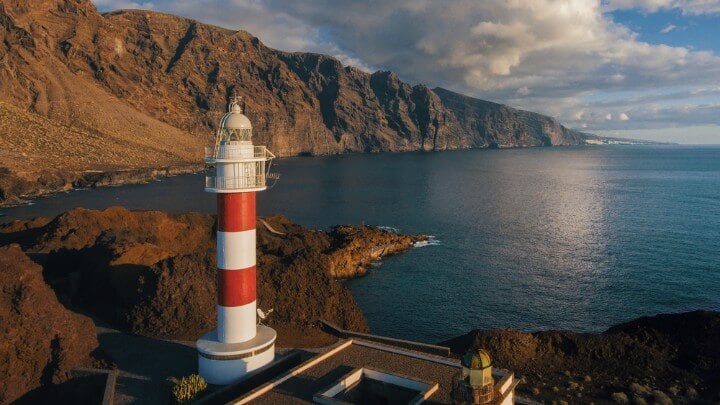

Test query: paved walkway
[258,218,286,235]
[97,326,196,404]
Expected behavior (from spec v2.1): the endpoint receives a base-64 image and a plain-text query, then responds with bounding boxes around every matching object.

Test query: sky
[92,0,720,144]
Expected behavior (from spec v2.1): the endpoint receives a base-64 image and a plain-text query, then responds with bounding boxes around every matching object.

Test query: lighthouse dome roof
[462,349,492,370]
[219,101,252,130]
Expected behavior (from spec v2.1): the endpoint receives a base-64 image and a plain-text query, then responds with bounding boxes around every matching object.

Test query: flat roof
[235,339,463,404]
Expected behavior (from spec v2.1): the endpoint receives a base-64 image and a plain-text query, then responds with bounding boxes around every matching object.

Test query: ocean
[3,145,719,342]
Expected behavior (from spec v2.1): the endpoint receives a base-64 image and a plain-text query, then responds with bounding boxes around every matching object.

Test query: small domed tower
[196,96,277,385]
[452,349,495,404]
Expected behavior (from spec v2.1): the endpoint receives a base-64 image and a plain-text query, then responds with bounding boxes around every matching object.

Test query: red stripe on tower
[217,267,257,307]
[218,193,256,232]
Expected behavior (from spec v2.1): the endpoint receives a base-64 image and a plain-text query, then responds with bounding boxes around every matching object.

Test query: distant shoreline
[0,142,672,209]
[0,164,203,208]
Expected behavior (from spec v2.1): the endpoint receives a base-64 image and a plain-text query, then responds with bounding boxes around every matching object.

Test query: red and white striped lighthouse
[197,96,277,385]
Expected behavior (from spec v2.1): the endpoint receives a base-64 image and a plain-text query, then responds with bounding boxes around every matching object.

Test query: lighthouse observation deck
[204,143,274,192]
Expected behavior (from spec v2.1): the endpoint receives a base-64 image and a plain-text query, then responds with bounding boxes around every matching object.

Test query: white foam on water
[414,236,440,248]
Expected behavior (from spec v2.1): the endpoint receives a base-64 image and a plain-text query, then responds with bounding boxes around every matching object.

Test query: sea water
[3,145,719,342]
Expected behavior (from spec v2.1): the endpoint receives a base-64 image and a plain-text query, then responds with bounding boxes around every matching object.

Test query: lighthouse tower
[197,97,276,385]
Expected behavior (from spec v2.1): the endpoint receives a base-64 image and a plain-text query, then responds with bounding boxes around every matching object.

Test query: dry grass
[0,99,203,178]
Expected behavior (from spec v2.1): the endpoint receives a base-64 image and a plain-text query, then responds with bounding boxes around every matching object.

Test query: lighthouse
[196,97,277,385]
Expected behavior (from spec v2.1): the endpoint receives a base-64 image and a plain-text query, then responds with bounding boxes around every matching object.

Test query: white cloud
[604,0,720,14]
[595,124,720,144]
[91,0,720,142]
[660,23,677,33]
[517,86,531,96]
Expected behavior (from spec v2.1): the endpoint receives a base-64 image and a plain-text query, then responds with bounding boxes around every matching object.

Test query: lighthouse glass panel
[220,128,252,143]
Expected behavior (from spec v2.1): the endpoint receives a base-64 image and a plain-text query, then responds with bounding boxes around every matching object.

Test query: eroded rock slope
[0,207,425,345]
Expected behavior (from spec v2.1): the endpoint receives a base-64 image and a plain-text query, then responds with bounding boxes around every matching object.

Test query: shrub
[171,374,208,404]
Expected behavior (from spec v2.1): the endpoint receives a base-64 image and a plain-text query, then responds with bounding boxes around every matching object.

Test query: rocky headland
[0,0,608,206]
[444,311,720,403]
[0,207,426,344]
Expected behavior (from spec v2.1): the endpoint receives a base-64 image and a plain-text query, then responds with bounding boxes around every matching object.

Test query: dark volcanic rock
[0,207,423,345]
[0,244,99,404]
[325,224,427,278]
[443,311,720,403]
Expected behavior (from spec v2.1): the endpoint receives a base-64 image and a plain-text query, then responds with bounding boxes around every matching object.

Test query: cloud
[516,86,531,96]
[604,0,720,15]
[91,0,720,142]
[659,23,677,33]
[595,124,720,144]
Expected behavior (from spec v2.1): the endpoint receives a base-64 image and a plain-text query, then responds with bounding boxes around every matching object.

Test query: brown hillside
[0,100,200,173]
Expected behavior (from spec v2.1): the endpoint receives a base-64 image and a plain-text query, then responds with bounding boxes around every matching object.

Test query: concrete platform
[197,325,276,385]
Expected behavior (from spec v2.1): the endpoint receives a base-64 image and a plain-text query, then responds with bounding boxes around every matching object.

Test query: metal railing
[205,145,275,161]
[205,174,266,190]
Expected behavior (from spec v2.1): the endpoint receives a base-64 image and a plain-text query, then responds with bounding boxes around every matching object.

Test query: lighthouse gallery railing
[205,145,275,162]
[205,174,267,190]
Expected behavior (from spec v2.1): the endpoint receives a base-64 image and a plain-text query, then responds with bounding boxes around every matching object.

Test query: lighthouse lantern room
[197,96,277,385]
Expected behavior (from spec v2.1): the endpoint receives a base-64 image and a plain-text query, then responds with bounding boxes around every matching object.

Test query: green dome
[462,349,492,370]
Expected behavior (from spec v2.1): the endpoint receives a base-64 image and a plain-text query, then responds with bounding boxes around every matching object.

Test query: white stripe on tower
[217,230,256,270]
[217,303,256,342]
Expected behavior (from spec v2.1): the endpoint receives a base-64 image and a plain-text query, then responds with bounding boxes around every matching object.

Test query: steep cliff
[0,0,596,204]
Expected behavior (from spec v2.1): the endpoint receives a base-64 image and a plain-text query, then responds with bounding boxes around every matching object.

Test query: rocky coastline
[1,207,718,403]
[0,165,203,207]
[444,311,720,403]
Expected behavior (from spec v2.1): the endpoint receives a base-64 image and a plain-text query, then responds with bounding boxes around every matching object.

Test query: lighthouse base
[196,325,276,385]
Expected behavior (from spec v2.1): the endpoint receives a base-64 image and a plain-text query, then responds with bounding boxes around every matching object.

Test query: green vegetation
[171,374,208,403]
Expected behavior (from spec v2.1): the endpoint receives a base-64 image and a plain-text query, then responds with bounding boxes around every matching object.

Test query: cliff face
[0,0,594,203]
[433,88,588,147]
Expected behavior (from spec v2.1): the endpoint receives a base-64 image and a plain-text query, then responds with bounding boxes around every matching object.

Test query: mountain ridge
[0,0,601,204]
